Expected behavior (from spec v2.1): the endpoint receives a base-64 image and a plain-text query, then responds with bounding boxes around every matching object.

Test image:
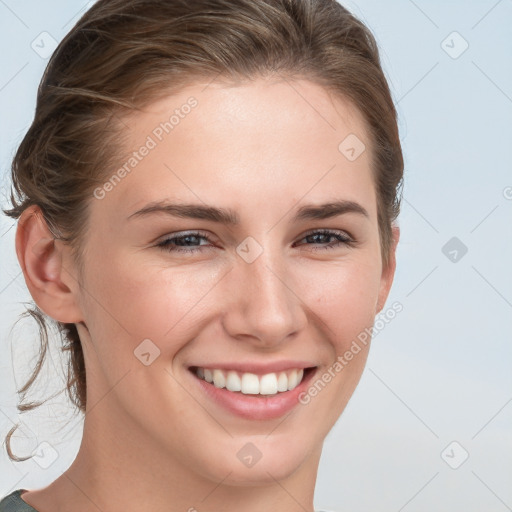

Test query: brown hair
[2,0,403,461]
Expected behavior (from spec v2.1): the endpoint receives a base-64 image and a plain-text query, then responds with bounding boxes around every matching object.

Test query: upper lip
[189,361,317,374]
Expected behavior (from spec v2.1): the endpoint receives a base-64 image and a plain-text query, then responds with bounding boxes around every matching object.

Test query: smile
[194,367,305,395]
[188,365,318,420]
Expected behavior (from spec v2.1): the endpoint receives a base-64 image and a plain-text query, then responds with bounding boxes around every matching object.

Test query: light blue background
[1,1,511,511]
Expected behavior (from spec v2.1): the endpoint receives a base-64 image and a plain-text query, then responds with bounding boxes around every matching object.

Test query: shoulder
[0,490,38,512]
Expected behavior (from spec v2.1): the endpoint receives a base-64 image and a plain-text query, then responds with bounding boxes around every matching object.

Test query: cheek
[301,257,381,346]
[80,249,223,350]
[291,258,380,436]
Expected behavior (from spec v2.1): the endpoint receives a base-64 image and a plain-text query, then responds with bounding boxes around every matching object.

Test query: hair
[2,0,403,461]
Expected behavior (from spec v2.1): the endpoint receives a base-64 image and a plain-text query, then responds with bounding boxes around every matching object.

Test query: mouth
[190,366,313,395]
[188,364,318,420]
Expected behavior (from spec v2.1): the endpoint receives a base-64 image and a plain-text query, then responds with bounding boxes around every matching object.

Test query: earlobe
[376,225,400,313]
[16,205,84,323]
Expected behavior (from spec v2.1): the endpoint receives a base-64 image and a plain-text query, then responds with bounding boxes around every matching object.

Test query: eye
[294,229,355,251]
[156,231,214,254]
[156,229,355,254]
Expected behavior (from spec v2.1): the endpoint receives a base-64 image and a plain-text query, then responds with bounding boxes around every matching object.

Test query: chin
[199,437,316,486]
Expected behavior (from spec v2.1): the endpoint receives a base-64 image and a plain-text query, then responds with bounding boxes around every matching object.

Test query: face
[68,76,396,485]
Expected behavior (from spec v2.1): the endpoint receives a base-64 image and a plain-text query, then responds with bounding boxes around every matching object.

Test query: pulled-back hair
[2,0,403,461]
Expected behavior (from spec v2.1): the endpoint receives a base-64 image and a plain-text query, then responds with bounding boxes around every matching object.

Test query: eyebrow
[128,199,369,224]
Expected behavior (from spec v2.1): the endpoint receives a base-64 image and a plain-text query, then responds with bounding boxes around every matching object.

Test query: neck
[40,400,321,512]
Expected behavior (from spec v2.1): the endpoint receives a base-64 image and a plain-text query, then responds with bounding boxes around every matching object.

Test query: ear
[376,224,400,314]
[15,205,84,323]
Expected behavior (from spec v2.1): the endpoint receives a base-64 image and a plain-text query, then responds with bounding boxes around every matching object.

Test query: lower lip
[189,367,317,421]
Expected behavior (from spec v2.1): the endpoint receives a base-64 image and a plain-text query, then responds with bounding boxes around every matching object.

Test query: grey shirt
[0,490,37,512]
[0,488,335,511]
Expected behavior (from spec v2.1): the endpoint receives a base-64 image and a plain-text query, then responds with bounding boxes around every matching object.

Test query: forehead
[93,77,377,222]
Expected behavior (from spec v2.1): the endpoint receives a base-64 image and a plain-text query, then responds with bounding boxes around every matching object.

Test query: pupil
[310,234,328,243]
[179,236,198,246]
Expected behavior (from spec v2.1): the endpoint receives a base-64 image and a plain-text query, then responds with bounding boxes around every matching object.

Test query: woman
[1,0,403,510]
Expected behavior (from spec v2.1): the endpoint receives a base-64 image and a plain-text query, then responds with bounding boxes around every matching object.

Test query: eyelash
[156,229,355,254]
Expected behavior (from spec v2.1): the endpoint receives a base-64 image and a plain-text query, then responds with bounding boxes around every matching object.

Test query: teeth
[277,372,288,392]
[213,369,226,388]
[296,369,304,389]
[260,373,278,395]
[226,370,241,392]
[241,373,260,394]
[288,369,304,390]
[195,367,307,395]
[288,369,298,390]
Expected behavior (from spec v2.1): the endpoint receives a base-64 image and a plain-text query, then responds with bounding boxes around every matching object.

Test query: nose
[221,243,308,348]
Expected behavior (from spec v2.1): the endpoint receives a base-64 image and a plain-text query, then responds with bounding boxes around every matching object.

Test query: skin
[16,76,398,512]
